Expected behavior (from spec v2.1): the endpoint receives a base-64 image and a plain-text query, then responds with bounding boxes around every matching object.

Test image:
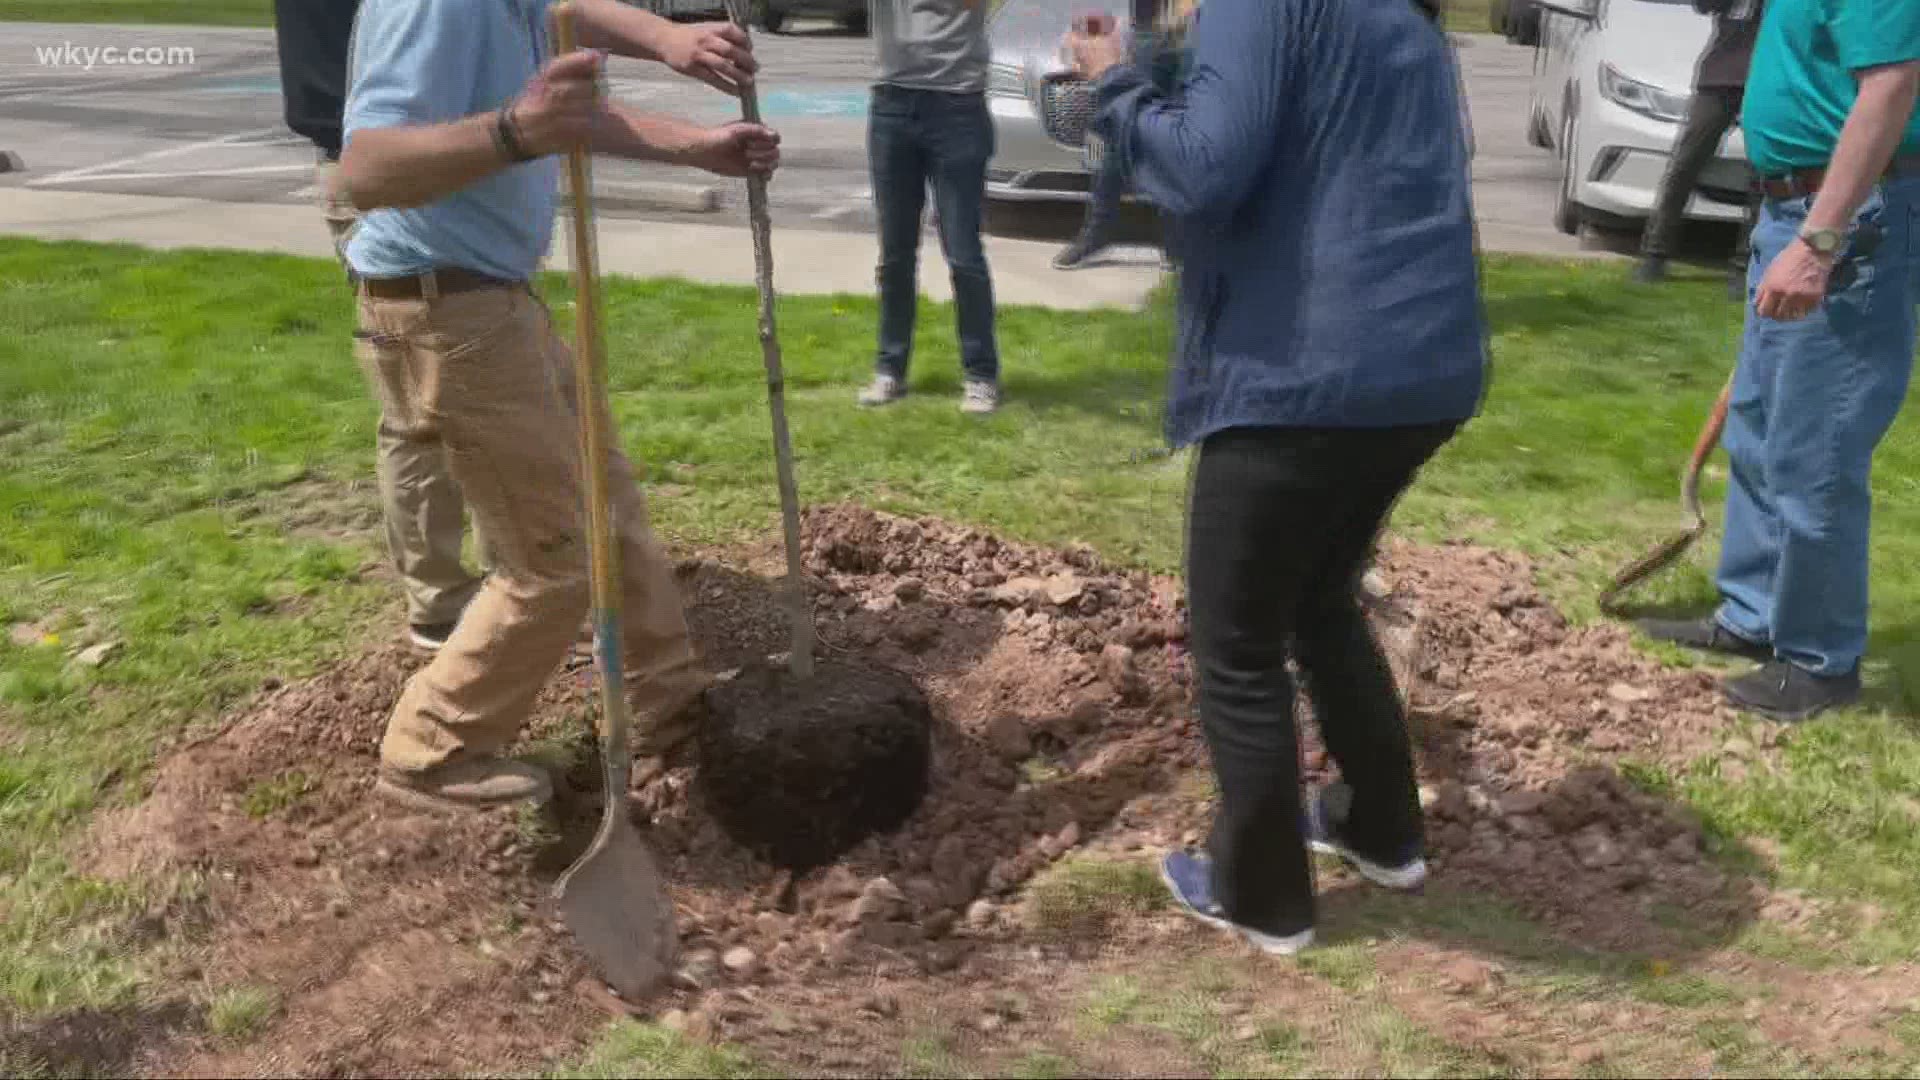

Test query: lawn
[0,0,270,25]
[7,236,1920,1076]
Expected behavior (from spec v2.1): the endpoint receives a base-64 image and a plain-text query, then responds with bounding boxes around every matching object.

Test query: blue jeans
[1079,147,1128,243]
[868,85,999,383]
[1714,177,1920,676]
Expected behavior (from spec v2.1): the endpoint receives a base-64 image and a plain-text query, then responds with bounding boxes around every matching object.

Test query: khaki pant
[319,159,489,628]
[354,284,703,771]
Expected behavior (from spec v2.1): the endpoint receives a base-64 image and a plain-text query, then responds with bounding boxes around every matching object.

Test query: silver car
[985,0,1107,203]
[636,0,729,17]
[758,0,870,33]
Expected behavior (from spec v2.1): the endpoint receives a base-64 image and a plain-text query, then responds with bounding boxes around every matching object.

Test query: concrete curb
[564,179,723,215]
[0,151,23,174]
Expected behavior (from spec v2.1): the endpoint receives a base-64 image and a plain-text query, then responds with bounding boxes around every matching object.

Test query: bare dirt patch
[69,504,1771,1076]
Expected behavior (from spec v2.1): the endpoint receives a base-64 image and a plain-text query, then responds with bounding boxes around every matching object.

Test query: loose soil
[61,504,1791,1076]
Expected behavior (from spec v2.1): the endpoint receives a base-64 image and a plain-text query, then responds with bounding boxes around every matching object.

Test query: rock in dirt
[1606,682,1654,703]
[983,715,1032,762]
[1039,821,1081,859]
[923,909,958,940]
[1662,832,1701,862]
[1571,825,1622,870]
[992,577,1048,606]
[1429,781,1472,823]
[75,641,122,667]
[849,877,907,925]
[1439,957,1498,995]
[1099,644,1148,704]
[893,577,925,602]
[965,900,997,930]
[892,616,941,654]
[722,947,760,977]
[1044,573,1085,606]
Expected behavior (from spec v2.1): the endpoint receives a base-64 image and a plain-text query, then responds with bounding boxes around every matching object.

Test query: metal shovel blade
[555,807,676,1003]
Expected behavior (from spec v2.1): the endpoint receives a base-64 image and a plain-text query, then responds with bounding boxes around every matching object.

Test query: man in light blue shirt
[336,0,781,811]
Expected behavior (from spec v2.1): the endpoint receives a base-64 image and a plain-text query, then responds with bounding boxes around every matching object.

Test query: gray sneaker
[858,373,906,407]
[375,757,554,812]
[961,379,1000,415]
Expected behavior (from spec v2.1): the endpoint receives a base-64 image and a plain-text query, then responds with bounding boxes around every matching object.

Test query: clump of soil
[697,656,933,872]
[74,503,1762,1076]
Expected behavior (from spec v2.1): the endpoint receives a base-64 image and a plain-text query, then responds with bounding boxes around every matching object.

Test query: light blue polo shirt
[343,0,560,282]
[1742,0,1920,175]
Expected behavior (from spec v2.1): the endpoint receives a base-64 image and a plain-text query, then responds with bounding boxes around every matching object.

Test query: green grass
[1011,1050,1076,1079]
[1078,976,1148,1029]
[241,770,312,819]
[0,0,271,24]
[1297,941,1381,993]
[1024,855,1166,934]
[1444,0,1496,34]
[205,985,278,1041]
[901,1028,971,1079]
[549,1022,761,1080]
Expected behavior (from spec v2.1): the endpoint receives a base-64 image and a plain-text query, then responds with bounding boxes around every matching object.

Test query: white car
[1527,0,1752,235]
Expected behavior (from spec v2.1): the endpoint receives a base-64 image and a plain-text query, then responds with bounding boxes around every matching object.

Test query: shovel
[548,0,677,1003]
[1598,374,1733,615]
[723,0,816,680]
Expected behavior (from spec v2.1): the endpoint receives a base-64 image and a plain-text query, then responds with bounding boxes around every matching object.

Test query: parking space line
[32,163,313,185]
[1,66,199,104]
[27,127,284,187]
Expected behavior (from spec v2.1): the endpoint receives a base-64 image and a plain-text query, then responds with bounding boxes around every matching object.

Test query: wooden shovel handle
[550,1,633,788]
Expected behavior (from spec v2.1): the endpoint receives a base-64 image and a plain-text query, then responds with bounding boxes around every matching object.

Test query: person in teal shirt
[1641,0,1920,721]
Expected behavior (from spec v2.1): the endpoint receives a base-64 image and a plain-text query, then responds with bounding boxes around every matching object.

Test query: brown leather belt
[354,266,525,300]
[1755,153,1920,200]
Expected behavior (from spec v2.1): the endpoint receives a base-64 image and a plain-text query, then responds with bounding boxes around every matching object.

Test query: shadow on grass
[1357,711,1769,976]
[0,1001,200,1078]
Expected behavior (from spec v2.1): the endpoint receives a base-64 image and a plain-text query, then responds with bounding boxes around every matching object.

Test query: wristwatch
[1798,226,1845,257]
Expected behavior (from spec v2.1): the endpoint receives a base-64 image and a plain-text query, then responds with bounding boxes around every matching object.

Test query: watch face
[1807,229,1842,253]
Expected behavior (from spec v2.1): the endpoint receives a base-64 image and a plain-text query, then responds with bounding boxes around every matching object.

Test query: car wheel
[1510,2,1541,46]
[762,7,787,31]
[1553,112,1583,236]
[840,8,868,33]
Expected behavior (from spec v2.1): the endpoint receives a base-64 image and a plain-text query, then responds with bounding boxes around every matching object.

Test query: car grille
[1038,76,1097,149]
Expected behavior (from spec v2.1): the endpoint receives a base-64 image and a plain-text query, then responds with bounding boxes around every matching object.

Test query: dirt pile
[76,504,1757,1075]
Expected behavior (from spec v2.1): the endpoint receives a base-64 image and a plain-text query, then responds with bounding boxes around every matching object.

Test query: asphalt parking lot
[0,21,1631,257]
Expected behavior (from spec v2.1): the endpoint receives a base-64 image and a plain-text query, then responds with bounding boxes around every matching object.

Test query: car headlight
[988,62,1026,99]
[1597,62,1690,124]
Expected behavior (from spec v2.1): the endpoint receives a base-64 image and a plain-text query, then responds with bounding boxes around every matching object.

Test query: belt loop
[421,269,440,301]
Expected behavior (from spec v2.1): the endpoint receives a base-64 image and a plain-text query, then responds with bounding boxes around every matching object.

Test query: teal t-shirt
[1741,0,1920,175]
[343,0,560,282]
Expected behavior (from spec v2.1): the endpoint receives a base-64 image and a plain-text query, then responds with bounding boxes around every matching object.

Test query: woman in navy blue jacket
[1068,0,1488,954]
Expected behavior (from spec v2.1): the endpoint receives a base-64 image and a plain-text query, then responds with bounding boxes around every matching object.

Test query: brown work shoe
[375,756,553,812]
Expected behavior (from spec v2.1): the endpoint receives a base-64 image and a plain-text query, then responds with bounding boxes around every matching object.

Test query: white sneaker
[961,379,1000,415]
[858,373,906,407]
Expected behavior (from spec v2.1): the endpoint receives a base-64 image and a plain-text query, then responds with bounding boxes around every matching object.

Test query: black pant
[1642,86,1751,269]
[1185,423,1457,935]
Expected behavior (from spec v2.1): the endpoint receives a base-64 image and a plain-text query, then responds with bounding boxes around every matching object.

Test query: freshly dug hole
[696,656,932,872]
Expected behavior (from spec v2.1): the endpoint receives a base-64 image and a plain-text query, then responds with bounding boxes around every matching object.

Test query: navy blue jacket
[1093,0,1489,448]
